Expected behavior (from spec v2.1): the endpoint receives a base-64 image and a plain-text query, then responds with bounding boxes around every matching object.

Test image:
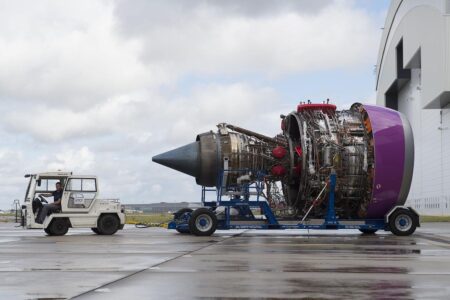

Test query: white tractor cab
[21,171,125,236]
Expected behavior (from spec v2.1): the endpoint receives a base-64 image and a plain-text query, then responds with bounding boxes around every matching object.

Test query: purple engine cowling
[364,105,414,218]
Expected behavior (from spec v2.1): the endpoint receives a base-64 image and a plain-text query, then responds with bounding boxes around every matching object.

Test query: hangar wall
[376,0,450,215]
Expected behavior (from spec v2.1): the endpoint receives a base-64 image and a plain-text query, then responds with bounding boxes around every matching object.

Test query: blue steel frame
[168,169,386,232]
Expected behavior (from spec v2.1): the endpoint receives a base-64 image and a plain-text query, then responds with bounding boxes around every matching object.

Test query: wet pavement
[0,223,449,299]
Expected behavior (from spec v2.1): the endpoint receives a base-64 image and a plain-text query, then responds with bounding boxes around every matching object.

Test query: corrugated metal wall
[398,68,450,215]
[442,106,450,212]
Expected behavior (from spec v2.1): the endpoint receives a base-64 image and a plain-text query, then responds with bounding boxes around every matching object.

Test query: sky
[0,0,390,209]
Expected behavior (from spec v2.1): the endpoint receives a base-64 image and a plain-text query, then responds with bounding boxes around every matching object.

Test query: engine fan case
[363,105,414,218]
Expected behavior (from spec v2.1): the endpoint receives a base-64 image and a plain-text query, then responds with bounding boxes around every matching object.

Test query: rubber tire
[48,218,69,236]
[91,228,100,234]
[188,208,217,236]
[174,208,193,220]
[175,208,193,234]
[44,228,53,236]
[97,214,120,235]
[389,209,417,236]
[359,228,378,234]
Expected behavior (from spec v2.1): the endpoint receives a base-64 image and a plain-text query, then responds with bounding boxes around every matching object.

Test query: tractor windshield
[23,176,34,202]
[36,179,61,193]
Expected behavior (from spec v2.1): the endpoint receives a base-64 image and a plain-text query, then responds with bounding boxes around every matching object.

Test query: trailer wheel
[389,209,417,236]
[189,208,217,236]
[91,228,100,234]
[359,228,378,234]
[174,208,193,220]
[175,208,193,234]
[48,218,69,236]
[97,214,120,235]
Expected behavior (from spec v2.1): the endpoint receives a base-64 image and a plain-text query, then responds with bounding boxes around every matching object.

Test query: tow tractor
[21,171,125,236]
[169,170,420,236]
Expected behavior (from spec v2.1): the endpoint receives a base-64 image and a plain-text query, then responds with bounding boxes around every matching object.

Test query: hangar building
[376,0,450,215]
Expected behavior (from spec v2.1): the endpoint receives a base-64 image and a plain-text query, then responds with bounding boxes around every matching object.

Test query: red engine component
[272,146,287,159]
[271,165,286,177]
[297,103,337,113]
[293,164,302,175]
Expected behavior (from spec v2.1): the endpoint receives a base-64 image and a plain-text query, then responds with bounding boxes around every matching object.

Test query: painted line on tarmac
[71,230,248,299]
[415,232,450,248]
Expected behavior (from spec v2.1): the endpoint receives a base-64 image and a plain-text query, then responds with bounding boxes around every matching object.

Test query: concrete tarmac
[0,223,449,299]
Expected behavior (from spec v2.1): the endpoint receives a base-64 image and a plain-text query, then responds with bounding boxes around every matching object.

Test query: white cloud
[46,146,95,172]
[365,91,377,104]
[0,0,384,208]
[0,148,26,204]
[160,83,281,144]
[115,0,378,77]
[0,0,156,109]
[3,95,149,141]
[151,184,162,194]
[0,148,22,170]
[2,82,279,144]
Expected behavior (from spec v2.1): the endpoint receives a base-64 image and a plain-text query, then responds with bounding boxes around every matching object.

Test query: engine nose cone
[152,141,201,178]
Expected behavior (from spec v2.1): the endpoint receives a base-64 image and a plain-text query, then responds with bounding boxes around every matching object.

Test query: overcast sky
[0,0,390,209]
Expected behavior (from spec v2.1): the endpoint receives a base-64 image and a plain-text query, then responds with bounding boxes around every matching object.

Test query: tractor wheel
[97,214,120,235]
[188,208,217,236]
[44,228,53,236]
[91,228,100,234]
[389,209,417,236]
[359,228,378,234]
[48,218,69,236]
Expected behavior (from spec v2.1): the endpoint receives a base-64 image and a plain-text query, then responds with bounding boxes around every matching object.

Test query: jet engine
[153,102,414,219]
